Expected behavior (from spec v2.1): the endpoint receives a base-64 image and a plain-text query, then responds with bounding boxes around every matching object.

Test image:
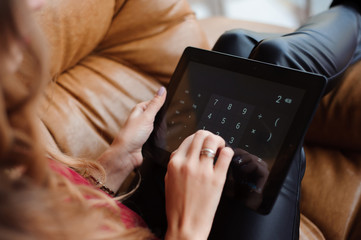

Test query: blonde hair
[0,0,153,239]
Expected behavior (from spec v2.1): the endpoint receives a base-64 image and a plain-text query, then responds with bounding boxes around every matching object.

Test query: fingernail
[157,86,165,96]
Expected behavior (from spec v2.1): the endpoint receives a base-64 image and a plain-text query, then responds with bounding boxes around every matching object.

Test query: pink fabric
[49,160,147,229]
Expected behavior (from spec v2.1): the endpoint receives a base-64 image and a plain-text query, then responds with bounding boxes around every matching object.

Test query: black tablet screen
[143,47,325,214]
[162,61,304,171]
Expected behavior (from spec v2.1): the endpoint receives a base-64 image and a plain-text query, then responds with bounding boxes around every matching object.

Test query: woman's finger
[199,134,226,168]
[214,147,234,177]
[144,87,167,117]
[128,87,166,120]
[128,100,151,118]
[186,130,214,163]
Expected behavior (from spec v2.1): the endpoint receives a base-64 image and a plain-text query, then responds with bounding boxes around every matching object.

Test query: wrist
[97,145,133,174]
[96,144,136,192]
[111,131,143,169]
[165,230,191,240]
[165,225,208,240]
[84,174,116,197]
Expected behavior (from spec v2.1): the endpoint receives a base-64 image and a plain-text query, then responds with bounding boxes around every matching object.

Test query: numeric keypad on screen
[198,94,254,147]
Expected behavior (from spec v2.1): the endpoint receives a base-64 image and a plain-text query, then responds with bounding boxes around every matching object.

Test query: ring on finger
[200,148,216,158]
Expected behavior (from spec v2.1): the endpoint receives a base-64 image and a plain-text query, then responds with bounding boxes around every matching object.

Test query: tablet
[142,47,326,214]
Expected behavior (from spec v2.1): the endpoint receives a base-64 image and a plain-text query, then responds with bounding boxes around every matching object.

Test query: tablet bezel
[142,47,326,214]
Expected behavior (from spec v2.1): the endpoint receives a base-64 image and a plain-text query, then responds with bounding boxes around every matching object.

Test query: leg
[250,3,361,93]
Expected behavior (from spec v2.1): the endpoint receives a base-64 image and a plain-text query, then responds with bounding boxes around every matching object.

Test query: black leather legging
[208,3,361,240]
[125,3,361,240]
[213,3,361,94]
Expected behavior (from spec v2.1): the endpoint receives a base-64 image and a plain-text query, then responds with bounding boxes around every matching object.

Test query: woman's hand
[113,87,166,167]
[97,87,166,192]
[164,130,234,240]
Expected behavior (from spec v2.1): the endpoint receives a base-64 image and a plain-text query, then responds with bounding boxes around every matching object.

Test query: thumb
[145,87,167,116]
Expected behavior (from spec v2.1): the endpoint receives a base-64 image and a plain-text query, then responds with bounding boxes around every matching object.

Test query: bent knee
[213,30,258,57]
[250,38,291,65]
[214,30,252,47]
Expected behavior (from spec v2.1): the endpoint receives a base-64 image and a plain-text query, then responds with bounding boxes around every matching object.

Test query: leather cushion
[36,0,209,158]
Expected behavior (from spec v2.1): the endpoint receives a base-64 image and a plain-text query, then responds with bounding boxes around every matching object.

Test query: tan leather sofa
[34,0,361,239]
